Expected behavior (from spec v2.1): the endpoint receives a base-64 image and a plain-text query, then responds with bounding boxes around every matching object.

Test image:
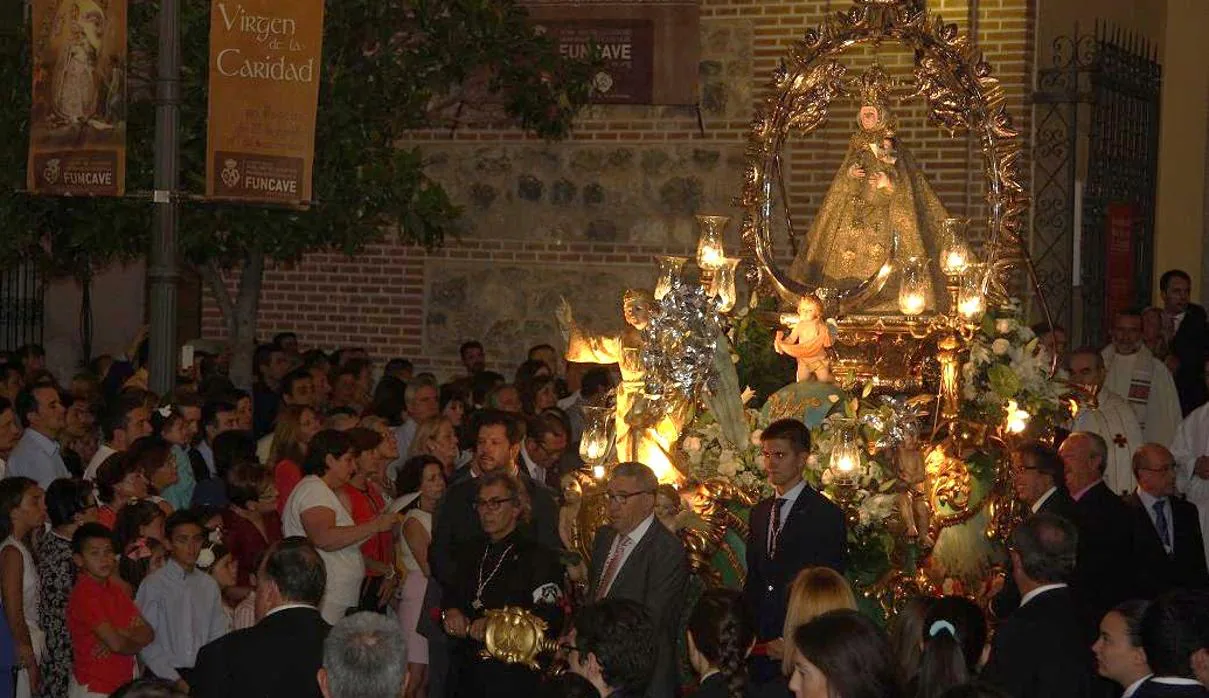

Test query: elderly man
[1103,309,1182,447]
[395,378,439,463]
[588,462,686,698]
[319,613,408,698]
[1126,444,1209,597]
[982,513,1096,698]
[7,384,68,487]
[1068,346,1145,495]
[1059,431,1136,636]
[191,537,331,698]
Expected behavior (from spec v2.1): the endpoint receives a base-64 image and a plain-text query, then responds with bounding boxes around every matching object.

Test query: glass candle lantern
[898,257,929,316]
[654,256,688,300]
[579,405,616,466]
[695,215,729,272]
[712,258,740,312]
[940,218,971,276]
[830,430,862,483]
[957,265,986,320]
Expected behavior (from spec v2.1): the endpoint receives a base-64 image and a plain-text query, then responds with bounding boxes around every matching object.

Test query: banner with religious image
[205,0,325,205]
[27,0,128,196]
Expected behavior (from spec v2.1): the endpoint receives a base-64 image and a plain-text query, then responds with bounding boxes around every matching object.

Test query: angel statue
[789,63,951,311]
[556,291,687,483]
[775,294,834,383]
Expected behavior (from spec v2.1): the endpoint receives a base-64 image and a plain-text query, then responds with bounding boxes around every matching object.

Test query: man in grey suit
[589,462,688,698]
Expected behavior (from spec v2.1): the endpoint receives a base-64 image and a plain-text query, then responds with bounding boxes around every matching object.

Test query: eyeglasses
[474,497,517,512]
[604,490,654,505]
[1137,462,1175,474]
[558,643,581,655]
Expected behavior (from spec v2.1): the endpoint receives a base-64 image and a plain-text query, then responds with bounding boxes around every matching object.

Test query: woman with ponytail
[913,596,988,698]
[687,588,756,698]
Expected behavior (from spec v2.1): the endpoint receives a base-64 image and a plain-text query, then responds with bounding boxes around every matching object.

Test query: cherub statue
[775,295,834,383]
[894,430,933,548]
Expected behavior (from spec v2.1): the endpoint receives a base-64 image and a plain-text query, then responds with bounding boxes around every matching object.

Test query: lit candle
[1005,400,1030,434]
[833,450,858,473]
[899,291,926,316]
[943,250,968,274]
[697,242,724,271]
[592,464,606,480]
[958,294,984,319]
[581,436,609,463]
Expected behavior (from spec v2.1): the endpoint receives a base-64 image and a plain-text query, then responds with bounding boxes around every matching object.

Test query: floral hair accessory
[196,546,216,570]
[124,537,153,561]
[156,405,173,419]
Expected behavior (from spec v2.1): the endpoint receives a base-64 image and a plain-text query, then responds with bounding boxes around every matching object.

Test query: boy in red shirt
[68,523,154,697]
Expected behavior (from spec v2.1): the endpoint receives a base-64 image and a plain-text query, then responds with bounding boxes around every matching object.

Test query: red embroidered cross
[1113,434,1128,448]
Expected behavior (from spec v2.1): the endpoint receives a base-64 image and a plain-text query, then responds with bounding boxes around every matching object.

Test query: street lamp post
[147,0,180,395]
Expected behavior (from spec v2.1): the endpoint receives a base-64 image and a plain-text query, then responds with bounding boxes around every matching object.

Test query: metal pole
[148,0,180,396]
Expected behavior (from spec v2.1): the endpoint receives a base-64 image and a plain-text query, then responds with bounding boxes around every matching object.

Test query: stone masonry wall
[202,0,1036,380]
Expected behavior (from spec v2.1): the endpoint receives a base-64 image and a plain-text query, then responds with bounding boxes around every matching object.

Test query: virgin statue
[51,0,107,126]
[556,291,686,484]
[789,64,951,311]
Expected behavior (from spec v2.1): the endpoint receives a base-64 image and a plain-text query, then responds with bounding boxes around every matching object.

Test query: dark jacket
[190,605,330,698]
[743,485,846,682]
[1072,481,1136,634]
[1168,302,1209,415]
[590,519,688,698]
[992,488,1079,619]
[1134,679,1209,698]
[1124,492,1209,596]
[981,586,1095,698]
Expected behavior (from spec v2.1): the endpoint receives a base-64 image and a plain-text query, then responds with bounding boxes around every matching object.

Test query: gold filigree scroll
[739,0,1051,328]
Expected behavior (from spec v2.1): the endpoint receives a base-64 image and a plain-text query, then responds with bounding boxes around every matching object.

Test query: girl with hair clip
[118,536,165,593]
[195,541,240,633]
[687,588,756,698]
[150,404,196,510]
[912,596,988,698]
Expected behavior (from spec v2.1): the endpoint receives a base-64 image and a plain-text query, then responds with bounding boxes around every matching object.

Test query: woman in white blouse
[0,477,47,698]
[283,429,395,623]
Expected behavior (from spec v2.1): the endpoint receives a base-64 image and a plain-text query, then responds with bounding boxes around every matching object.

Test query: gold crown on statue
[854,64,897,108]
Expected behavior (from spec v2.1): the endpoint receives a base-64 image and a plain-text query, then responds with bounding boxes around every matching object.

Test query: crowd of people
[0,269,1203,698]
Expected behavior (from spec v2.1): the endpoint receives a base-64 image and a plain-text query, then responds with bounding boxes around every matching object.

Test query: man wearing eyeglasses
[1125,443,1208,597]
[588,462,686,698]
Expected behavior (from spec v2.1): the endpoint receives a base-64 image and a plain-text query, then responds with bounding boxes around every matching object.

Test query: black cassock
[443,529,565,698]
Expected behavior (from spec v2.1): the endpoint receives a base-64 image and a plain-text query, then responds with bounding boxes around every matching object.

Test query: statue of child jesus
[774,295,834,383]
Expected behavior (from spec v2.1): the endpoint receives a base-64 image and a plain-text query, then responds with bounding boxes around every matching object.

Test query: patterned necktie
[1153,499,1172,551]
[596,535,632,600]
[768,498,788,557]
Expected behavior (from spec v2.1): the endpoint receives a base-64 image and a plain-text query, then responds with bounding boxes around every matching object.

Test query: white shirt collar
[1135,487,1167,508]
[265,602,318,618]
[778,479,807,504]
[1031,486,1058,514]
[619,513,655,546]
[1020,582,1067,607]
[1150,677,1204,686]
[520,443,541,479]
[1122,674,1153,698]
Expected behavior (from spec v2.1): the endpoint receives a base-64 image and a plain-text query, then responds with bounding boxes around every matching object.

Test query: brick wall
[201,0,1037,381]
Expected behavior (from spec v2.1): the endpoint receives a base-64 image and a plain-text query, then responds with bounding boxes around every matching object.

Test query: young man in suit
[588,462,687,698]
[1159,270,1209,416]
[1060,431,1138,636]
[1135,590,1209,698]
[743,418,846,697]
[191,537,332,698]
[1126,444,1209,597]
[992,442,1078,618]
[567,599,658,698]
[982,512,1095,698]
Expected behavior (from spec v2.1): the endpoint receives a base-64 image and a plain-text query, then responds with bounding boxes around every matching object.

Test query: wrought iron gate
[1031,24,1161,347]
[0,265,44,351]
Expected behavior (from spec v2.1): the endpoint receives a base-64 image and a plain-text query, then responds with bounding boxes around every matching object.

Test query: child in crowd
[68,523,153,698]
[119,537,165,593]
[134,511,227,693]
[687,589,756,698]
[196,542,237,633]
[151,406,196,510]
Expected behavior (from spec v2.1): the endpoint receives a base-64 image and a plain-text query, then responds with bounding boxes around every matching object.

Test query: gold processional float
[483,0,1081,665]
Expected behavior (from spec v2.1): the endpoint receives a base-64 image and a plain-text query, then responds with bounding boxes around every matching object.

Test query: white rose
[991,338,1011,355]
[994,318,1017,334]
[718,460,739,477]
[683,436,702,453]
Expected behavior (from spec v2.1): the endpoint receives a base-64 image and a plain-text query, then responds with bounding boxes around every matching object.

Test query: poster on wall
[27,0,128,196]
[1104,202,1135,333]
[205,0,325,205]
[520,0,699,106]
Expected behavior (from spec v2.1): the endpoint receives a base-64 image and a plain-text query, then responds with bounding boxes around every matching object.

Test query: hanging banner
[27,0,129,196]
[205,0,325,205]
[1104,202,1136,332]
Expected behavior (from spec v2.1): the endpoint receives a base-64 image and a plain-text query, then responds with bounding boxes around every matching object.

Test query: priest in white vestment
[1067,347,1145,495]
[1101,310,1182,447]
[1165,401,1209,571]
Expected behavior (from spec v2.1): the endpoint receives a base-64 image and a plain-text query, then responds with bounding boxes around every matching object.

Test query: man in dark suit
[1160,270,1209,416]
[1134,590,1209,697]
[982,512,1095,698]
[588,462,687,698]
[427,410,559,698]
[993,442,1078,618]
[191,537,331,698]
[319,612,409,698]
[1060,431,1138,636]
[743,418,846,696]
[1126,444,1209,597]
